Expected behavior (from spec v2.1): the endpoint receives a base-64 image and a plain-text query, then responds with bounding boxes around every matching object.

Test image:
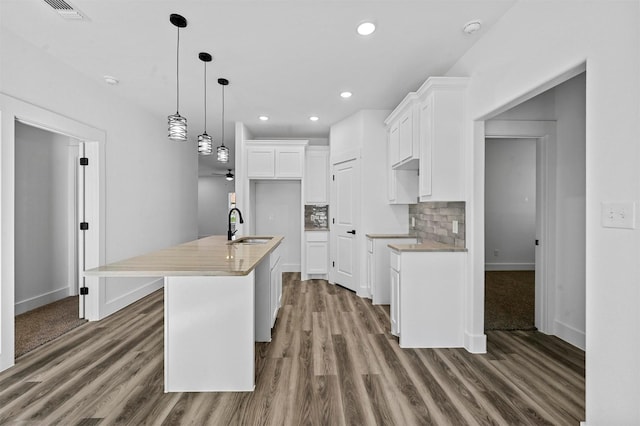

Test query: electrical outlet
[410,217,416,228]
[602,202,636,229]
[452,220,458,234]
[494,249,499,257]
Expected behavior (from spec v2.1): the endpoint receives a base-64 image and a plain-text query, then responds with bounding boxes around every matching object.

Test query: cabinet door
[306,242,328,274]
[367,250,374,298]
[270,257,281,327]
[276,147,304,178]
[398,110,413,163]
[418,96,433,197]
[305,149,329,203]
[390,268,400,336]
[389,123,400,166]
[247,147,275,178]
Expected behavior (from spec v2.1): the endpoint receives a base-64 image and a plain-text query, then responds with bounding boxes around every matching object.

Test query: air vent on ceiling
[43,0,84,20]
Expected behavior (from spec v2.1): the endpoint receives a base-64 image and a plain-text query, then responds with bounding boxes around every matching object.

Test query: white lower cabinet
[390,252,401,336]
[256,244,282,342]
[368,235,417,304]
[305,231,328,277]
[390,248,465,348]
[270,244,282,328]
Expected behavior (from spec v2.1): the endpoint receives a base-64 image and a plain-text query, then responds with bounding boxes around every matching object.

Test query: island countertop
[84,235,284,277]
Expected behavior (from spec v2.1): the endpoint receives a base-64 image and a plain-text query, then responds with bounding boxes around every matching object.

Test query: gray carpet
[15,296,87,358]
[485,270,536,331]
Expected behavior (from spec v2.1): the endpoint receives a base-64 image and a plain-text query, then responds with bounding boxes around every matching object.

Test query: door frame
[0,93,106,372]
[484,120,558,333]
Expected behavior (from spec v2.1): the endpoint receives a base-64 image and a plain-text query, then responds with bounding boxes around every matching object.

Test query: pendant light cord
[176,26,180,113]
[203,61,207,131]
[221,84,225,146]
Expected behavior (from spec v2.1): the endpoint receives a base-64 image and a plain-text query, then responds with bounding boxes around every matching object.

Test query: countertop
[366,233,417,239]
[388,240,467,252]
[84,235,284,277]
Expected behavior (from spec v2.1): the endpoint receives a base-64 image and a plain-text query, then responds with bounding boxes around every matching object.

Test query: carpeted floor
[15,296,87,358]
[485,270,536,331]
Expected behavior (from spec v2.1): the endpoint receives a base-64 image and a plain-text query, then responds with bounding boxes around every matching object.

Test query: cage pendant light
[217,78,230,163]
[168,14,188,141]
[197,52,213,155]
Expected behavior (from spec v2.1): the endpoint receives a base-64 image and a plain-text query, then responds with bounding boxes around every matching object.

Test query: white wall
[485,138,536,270]
[447,2,638,423]
[14,123,75,314]
[1,29,198,369]
[198,177,235,237]
[553,74,586,349]
[254,180,301,272]
[330,110,409,296]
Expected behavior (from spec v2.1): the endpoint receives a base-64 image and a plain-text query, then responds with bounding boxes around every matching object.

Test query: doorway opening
[481,71,586,349]
[484,137,537,331]
[14,121,86,358]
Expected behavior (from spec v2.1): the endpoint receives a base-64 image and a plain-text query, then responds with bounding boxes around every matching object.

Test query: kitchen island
[85,235,283,392]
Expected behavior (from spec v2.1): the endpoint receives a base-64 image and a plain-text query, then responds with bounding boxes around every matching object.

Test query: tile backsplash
[409,201,465,248]
[305,205,329,229]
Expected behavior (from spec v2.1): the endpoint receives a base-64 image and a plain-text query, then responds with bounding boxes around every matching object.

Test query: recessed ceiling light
[103,75,119,85]
[340,91,353,99]
[309,116,319,122]
[357,21,376,36]
[463,20,482,35]
[259,115,269,121]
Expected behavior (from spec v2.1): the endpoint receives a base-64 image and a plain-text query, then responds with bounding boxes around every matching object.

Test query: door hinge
[332,218,335,224]
[535,239,540,246]
[332,175,335,181]
[332,261,335,267]
[80,287,89,295]
[80,222,89,230]
[80,157,89,166]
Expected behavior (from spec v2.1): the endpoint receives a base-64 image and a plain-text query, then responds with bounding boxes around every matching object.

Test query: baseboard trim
[554,319,585,350]
[15,287,72,315]
[281,263,301,273]
[485,263,535,271]
[464,331,487,353]
[99,278,163,320]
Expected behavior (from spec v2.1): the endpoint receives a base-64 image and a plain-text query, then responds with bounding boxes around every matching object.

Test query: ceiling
[1,0,516,175]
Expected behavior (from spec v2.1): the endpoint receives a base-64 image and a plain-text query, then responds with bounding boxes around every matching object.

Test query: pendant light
[225,169,234,181]
[216,78,230,163]
[168,14,187,141]
[197,52,213,155]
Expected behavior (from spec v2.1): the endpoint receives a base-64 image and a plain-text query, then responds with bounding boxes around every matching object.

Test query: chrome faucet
[228,208,244,240]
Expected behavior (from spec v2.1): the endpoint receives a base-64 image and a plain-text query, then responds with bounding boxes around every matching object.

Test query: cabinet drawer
[390,250,401,272]
[306,231,328,242]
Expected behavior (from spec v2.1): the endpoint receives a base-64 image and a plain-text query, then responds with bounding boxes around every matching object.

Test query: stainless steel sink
[229,237,272,245]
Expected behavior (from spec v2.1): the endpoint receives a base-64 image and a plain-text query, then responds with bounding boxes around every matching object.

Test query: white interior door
[332,158,359,292]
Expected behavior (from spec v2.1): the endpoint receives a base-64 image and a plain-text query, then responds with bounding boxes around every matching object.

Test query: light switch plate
[601,202,636,229]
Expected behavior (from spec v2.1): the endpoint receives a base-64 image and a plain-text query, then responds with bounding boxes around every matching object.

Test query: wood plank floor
[0,273,585,425]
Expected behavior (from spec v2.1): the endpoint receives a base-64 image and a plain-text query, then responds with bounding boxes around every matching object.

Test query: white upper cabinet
[385,77,468,204]
[275,146,304,178]
[247,146,276,178]
[385,92,419,170]
[305,146,329,204]
[417,77,468,201]
[246,141,307,179]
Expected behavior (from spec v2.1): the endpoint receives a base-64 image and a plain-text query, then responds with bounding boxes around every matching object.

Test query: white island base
[164,273,256,392]
[84,235,283,393]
